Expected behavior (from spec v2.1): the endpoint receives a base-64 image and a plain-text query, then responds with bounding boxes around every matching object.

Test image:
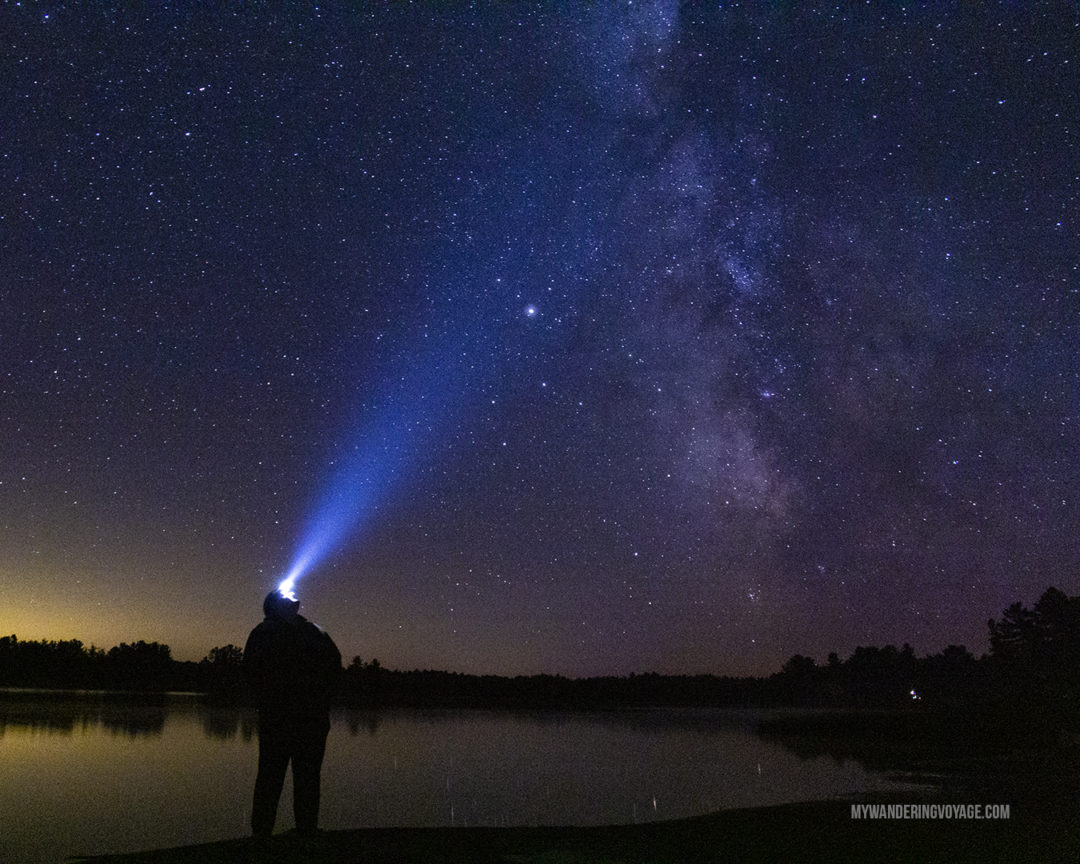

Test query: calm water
[0,692,926,863]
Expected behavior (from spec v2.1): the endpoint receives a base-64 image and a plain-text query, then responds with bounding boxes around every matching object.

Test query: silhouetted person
[243,590,341,838]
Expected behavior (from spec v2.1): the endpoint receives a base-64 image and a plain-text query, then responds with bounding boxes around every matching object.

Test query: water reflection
[317,707,930,831]
[345,709,382,737]
[0,690,264,741]
[0,690,169,737]
[199,707,257,741]
[0,694,930,864]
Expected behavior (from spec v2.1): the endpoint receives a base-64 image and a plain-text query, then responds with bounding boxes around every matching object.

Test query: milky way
[2,4,1077,675]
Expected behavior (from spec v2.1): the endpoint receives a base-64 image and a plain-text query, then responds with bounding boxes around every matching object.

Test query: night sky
[2,3,1077,677]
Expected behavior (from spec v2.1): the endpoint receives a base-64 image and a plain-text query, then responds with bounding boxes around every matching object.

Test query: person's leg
[251,726,290,837]
[291,721,329,837]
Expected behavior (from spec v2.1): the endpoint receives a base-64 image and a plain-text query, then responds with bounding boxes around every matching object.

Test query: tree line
[3,587,1078,716]
[0,638,243,694]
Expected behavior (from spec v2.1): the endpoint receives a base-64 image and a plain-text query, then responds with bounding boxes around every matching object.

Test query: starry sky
[2,3,1077,677]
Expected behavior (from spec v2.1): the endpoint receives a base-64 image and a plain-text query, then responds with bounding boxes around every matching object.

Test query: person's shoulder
[298,617,339,652]
[298,616,329,637]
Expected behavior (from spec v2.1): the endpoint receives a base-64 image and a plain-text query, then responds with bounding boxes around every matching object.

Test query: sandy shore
[70,795,1080,864]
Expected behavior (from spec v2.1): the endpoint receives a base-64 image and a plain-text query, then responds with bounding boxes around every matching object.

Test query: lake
[0,692,929,863]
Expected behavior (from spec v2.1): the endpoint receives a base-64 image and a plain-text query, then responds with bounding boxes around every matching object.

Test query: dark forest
[3,587,1078,720]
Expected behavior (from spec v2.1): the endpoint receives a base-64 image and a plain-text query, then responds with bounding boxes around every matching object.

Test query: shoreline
[70,794,1080,864]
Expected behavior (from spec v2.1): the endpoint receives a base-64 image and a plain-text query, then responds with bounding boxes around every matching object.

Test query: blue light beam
[277,472,375,600]
[274,304,497,599]
[273,79,624,600]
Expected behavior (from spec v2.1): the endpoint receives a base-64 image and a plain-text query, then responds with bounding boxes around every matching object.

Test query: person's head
[263,589,300,622]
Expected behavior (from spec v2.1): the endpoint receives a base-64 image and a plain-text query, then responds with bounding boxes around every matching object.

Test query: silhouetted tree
[988,586,1080,715]
[988,602,1037,663]
[199,644,246,697]
[105,641,173,690]
[206,644,244,667]
[776,654,821,705]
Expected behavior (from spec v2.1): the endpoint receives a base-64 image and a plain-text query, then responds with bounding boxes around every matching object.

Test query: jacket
[243,613,342,727]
